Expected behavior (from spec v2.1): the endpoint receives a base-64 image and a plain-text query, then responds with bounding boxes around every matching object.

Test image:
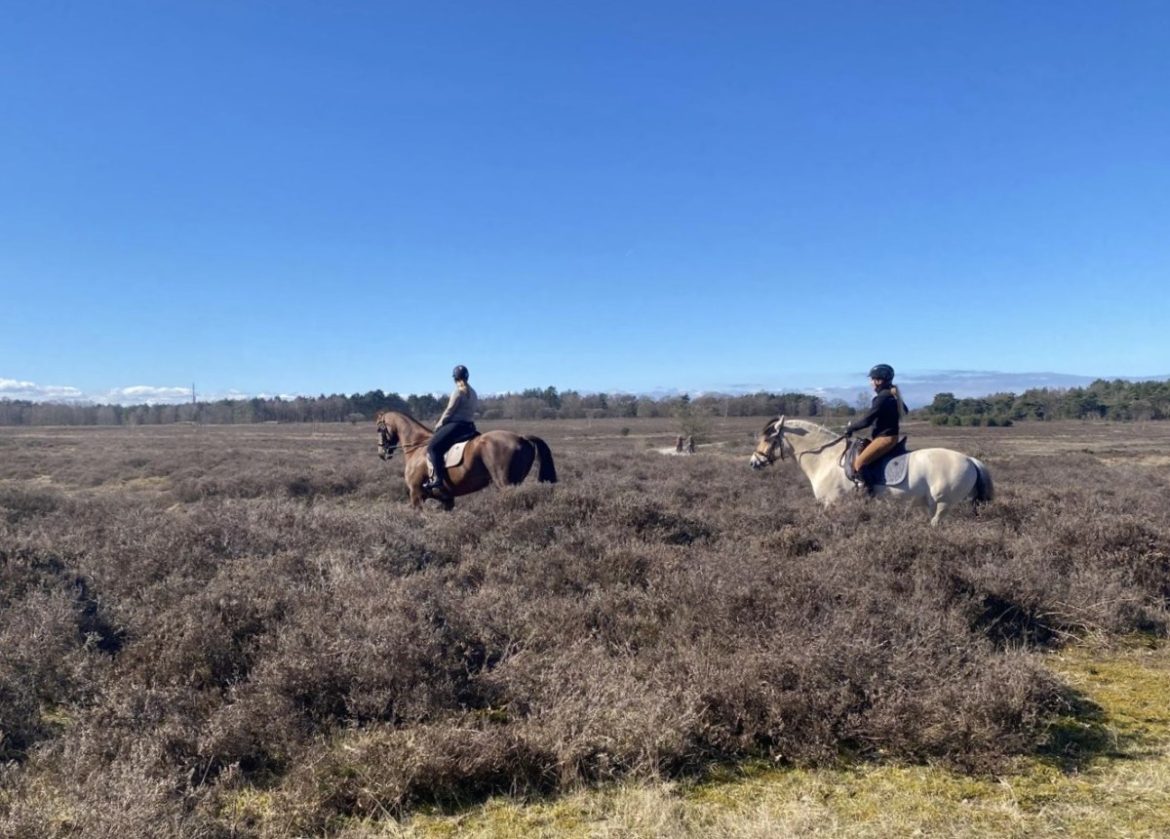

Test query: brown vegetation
[1,419,1168,836]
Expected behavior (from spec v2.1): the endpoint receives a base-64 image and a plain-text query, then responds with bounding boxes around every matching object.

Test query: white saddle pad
[444,440,469,468]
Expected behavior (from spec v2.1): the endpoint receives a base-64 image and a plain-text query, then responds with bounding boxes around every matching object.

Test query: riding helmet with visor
[868,364,895,382]
[452,365,470,382]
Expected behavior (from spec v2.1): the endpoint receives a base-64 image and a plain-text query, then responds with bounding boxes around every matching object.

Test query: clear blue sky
[2,1,1167,404]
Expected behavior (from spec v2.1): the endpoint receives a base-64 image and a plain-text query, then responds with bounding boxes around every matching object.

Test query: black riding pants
[427,421,476,479]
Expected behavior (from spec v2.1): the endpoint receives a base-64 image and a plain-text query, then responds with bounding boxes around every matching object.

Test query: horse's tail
[971,457,994,503]
[525,436,558,483]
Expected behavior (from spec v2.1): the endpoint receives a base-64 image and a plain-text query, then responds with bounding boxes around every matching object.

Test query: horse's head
[376,415,399,460]
[750,416,788,470]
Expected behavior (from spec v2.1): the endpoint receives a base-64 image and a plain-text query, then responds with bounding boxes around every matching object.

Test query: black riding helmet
[452,364,469,382]
[868,363,894,382]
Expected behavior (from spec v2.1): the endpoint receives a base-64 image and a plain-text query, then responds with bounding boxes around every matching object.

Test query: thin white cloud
[1,377,311,406]
[98,385,193,405]
[1,377,197,405]
[0,377,86,401]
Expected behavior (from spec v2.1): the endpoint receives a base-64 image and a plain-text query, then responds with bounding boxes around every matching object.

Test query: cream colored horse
[749,416,993,525]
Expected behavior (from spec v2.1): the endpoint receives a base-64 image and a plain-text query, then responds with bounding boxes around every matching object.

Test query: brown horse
[375,410,557,510]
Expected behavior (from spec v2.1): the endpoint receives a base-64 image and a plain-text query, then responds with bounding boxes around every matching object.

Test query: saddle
[843,437,910,489]
[427,429,480,480]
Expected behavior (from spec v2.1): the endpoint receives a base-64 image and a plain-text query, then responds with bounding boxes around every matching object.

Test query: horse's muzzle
[750,453,769,470]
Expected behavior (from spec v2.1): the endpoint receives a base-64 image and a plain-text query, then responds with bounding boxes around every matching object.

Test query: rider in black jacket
[845,363,905,473]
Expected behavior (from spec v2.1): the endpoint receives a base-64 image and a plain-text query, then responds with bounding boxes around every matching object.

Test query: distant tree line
[916,378,1170,425]
[0,389,852,427]
[2,378,1166,427]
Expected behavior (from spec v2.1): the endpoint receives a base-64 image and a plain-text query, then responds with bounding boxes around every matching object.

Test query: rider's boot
[860,472,875,496]
[422,457,449,496]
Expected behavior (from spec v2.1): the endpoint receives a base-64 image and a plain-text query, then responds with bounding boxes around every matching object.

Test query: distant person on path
[422,365,479,495]
[844,363,906,475]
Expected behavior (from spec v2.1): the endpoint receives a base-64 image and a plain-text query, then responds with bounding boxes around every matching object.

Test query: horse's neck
[786,423,845,477]
[390,413,432,446]
[784,422,837,453]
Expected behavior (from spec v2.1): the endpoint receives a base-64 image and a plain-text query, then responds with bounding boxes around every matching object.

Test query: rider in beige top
[422,365,479,494]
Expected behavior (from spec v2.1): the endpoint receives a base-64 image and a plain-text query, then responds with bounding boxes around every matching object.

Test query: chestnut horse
[376,410,557,510]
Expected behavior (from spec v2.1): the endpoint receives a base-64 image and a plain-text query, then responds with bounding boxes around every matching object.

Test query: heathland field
[2,418,1169,837]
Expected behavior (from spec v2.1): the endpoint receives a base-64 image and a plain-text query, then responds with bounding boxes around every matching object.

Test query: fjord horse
[750,416,993,525]
[376,411,557,510]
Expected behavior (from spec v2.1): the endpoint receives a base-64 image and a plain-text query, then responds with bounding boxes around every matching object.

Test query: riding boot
[860,472,875,496]
[422,457,448,495]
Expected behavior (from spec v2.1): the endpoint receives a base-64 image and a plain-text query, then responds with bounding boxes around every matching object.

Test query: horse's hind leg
[499,446,536,486]
[484,457,513,487]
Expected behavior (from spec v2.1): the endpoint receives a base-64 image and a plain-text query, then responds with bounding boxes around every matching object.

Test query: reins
[760,429,847,465]
[387,439,430,453]
[797,434,848,461]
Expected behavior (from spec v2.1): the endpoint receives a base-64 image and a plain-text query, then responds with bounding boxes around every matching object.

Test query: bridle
[756,431,787,466]
[753,418,848,468]
[377,419,430,461]
[753,418,789,467]
[377,422,399,460]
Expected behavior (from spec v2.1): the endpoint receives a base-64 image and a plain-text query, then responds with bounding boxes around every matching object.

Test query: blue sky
[2,1,1167,405]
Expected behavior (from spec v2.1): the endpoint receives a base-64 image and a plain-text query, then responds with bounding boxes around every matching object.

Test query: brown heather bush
[1,420,1168,835]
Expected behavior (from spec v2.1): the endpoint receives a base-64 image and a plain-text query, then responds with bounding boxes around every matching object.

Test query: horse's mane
[765,416,841,440]
[785,418,839,437]
[378,410,433,433]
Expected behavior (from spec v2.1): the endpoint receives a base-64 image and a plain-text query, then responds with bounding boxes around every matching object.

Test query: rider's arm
[845,397,881,434]
[436,387,460,426]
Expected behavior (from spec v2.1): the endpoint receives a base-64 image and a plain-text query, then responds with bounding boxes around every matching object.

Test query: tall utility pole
[192,383,196,405]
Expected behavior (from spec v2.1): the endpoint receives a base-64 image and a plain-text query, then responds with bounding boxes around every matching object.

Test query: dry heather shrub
[0,539,109,763]
[2,423,1169,834]
[253,724,557,834]
[0,741,188,839]
[0,485,64,523]
[0,587,91,760]
[955,455,1170,639]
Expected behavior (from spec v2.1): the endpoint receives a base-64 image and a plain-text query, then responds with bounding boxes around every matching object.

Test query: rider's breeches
[427,421,474,475]
[853,434,898,470]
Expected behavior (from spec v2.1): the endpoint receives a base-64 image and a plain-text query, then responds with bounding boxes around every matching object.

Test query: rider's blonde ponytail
[456,379,469,394]
[890,385,906,416]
